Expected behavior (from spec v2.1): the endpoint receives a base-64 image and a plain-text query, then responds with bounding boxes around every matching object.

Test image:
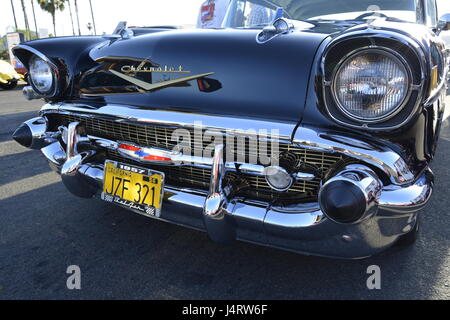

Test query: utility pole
[74,0,81,35]
[30,0,39,39]
[10,0,19,31]
[67,0,76,35]
[89,0,97,35]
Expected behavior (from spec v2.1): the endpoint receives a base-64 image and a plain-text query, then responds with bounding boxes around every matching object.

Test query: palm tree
[74,0,81,35]
[88,0,96,35]
[20,0,30,40]
[10,0,19,31]
[67,0,76,35]
[37,0,66,37]
[30,0,39,39]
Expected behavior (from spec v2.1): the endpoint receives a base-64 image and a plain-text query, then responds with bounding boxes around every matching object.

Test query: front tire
[0,80,18,90]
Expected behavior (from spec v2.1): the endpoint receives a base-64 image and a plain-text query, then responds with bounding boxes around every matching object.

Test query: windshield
[222,0,420,28]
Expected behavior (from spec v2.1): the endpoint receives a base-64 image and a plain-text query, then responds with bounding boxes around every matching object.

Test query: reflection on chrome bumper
[14,107,434,259]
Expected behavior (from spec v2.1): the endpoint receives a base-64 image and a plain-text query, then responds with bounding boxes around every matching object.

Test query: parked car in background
[0,59,22,90]
[11,0,450,259]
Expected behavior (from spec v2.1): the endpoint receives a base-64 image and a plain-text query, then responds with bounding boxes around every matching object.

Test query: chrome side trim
[293,126,414,185]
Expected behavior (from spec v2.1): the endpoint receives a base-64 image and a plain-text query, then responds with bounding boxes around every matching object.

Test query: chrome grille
[55,114,211,150]
[105,149,323,195]
[50,113,348,199]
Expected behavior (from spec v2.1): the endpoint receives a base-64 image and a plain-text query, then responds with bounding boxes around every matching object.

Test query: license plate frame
[101,160,165,218]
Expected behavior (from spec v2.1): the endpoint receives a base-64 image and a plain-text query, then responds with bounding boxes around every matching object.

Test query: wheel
[395,218,419,247]
[0,80,18,90]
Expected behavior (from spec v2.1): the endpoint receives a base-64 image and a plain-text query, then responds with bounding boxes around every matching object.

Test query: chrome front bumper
[14,104,434,259]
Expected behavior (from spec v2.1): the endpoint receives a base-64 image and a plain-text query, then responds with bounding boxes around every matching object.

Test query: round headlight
[29,55,54,94]
[332,49,410,122]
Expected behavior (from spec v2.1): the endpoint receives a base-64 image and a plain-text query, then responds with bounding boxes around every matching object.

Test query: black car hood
[85,28,330,123]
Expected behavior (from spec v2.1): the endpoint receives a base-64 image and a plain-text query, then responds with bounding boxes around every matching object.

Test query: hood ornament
[102,21,133,41]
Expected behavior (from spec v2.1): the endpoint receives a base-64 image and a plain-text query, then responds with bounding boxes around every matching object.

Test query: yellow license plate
[102,161,164,217]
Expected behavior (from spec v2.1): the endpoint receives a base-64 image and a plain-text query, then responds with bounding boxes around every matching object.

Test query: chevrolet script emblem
[109,59,214,91]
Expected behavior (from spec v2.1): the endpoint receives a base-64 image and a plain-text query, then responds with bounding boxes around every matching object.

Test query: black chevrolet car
[12,0,450,258]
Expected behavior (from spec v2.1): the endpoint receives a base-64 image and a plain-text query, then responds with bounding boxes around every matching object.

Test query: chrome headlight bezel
[29,55,57,96]
[330,47,413,124]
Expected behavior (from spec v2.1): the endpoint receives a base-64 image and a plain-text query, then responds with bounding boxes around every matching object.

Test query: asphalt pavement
[0,86,449,299]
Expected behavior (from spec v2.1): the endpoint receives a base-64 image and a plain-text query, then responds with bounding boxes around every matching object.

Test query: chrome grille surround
[46,113,350,200]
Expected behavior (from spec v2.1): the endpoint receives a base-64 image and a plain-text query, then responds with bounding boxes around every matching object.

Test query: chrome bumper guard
[17,109,434,259]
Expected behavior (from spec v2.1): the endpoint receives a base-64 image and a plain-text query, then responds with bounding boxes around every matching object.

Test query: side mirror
[437,13,450,35]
